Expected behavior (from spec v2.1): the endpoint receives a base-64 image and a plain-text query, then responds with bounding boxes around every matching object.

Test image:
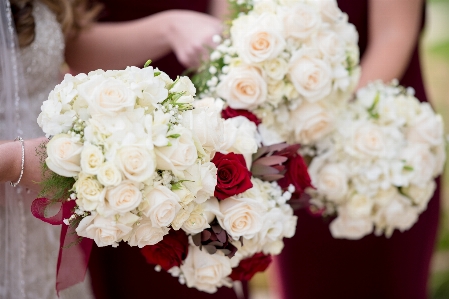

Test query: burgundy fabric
[89,1,248,298]
[277,1,440,299]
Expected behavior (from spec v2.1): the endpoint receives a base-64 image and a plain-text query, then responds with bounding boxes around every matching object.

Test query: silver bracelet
[10,136,25,187]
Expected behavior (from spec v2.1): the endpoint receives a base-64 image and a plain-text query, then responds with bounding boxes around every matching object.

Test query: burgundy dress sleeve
[276,1,440,299]
[88,1,249,298]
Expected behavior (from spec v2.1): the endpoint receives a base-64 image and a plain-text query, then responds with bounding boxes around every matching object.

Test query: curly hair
[10,0,101,48]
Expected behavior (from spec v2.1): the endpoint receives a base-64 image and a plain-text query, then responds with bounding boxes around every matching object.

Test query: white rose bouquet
[307,81,446,239]
[35,65,308,293]
[193,0,361,145]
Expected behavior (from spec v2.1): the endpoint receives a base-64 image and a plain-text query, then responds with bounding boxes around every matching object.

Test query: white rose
[80,142,104,175]
[266,80,286,106]
[258,207,285,242]
[258,123,285,146]
[103,181,142,215]
[330,209,373,240]
[263,58,289,81]
[181,246,232,294]
[75,172,106,211]
[401,144,436,185]
[181,106,224,158]
[316,30,346,64]
[280,204,297,238]
[97,161,122,187]
[142,185,181,227]
[216,66,267,110]
[46,134,83,177]
[313,163,348,202]
[254,1,277,14]
[317,0,344,23]
[78,76,136,116]
[126,218,169,248]
[407,104,444,147]
[76,212,138,247]
[217,196,266,240]
[38,100,77,137]
[289,102,334,144]
[345,193,373,219]
[379,195,419,234]
[170,76,196,96]
[115,145,156,182]
[402,181,436,212]
[284,3,321,40]
[182,204,210,234]
[183,162,217,204]
[172,183,195,206]
[155,127,198,177]
[233,13,286,64]
[346,122,387,158]
[288,49,332,102]
[334,21,359,45]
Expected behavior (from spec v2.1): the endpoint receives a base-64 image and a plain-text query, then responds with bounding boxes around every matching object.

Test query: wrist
[0,141,22,183]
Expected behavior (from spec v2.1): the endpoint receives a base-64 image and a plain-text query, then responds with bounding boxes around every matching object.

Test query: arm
[65,10,222,72]
[208,0,230,20]
[0,137,47,193]
[357,0,424,89]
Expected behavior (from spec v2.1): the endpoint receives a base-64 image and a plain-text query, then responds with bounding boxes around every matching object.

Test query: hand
[166,10,222,69]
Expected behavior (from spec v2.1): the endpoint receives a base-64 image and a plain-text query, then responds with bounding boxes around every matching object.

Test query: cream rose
[235,14,286,64]
[181,246,232,294]
[317,0,344,23]
[97,161,122,187]
[216,66,267,110]
[46,134,83,177]
[75,172,106,211]
[289,49,332,102]
[155,127,198,177]
[78,76,136,116]
[346,122,387,158]
[345,193,373,219]
[104,180,142,215]
[381,195,419,233]
[217,196,266,240]
[401,144,436,186]
[289,102,333,145]
[284,3,321,40]
[329,209,373,240]
[402,181,436,211]
[76,212,138,247]
[170,76,196,96]
[115,144,156,182]
[316,30,346,64]
[313,163,348,202]
[142,185,181,227]
[181,204,210,234]
[263,58,289,81]
[407,104,444,147]
[126,218,170,248]
[171,203,195,230]
[80,142,104,175]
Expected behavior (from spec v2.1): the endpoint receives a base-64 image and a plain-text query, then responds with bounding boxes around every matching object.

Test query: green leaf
[144,60,152,68]
[167,134,181,139]
[154,71,161,76]
[403,165,414,171]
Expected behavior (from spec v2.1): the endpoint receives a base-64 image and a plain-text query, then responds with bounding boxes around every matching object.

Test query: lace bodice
[0,2,94,298]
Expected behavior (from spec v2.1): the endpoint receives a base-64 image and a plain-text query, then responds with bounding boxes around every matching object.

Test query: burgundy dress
[276,1,440,299]
[88,1,248,298]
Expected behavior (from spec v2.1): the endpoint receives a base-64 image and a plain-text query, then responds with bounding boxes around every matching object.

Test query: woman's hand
[166,10,222,68]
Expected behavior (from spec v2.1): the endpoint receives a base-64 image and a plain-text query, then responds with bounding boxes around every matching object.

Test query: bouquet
[36,64,309,293]
[194,0,361,145]
[307,81,446,239]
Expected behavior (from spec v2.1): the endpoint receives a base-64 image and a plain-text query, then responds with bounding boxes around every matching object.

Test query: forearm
[208,0,230,20]
[358,0,423,88]
[0,137,47,192]
[65,11,173,73]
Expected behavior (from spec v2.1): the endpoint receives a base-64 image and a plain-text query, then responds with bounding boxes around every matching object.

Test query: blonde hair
[11,0,101,47]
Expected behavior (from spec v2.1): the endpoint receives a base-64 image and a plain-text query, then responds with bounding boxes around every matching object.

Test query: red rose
[278,153,313,197]
[212,152,253,200]
[230,252,272,281]
[141,229,188,271]
[221,106,261,126]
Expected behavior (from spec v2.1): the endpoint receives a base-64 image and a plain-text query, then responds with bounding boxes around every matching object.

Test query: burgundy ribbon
[31,198,93,295]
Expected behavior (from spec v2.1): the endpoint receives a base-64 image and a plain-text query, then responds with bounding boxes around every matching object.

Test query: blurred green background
[426,0,449,298]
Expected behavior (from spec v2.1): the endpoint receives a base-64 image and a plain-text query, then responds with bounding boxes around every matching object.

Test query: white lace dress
[0,1,94,298]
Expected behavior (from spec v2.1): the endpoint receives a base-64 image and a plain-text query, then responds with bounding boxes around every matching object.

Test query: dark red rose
[277,153,313,197]
[212,152,253,200]
[230,252,272,281]
[141,229,188,271]
[221,106,261,126]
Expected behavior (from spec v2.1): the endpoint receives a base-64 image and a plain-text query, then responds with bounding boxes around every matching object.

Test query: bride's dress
[0,1,94,298]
